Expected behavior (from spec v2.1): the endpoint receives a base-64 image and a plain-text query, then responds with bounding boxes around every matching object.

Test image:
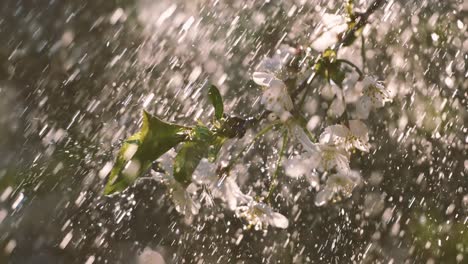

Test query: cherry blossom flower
[198,173,253,211]
[253,72,293,118]
[314,170,362,206]
[193,159,253,211]
[235,201,289,229]
[151,151,200,216]
[321,84,346,117]
[289,122,350,173]
[312,144,351,172]
[328,97,346,117]
[286,142,350,174]
[319,120,370,152]
[216,176,253,210]
[256,44,298,78]
[311,13,348,52]
[356,76,392,119]
[168,180,200,216]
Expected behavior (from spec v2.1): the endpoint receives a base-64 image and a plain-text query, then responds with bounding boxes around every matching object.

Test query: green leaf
[218,116,248,138]
[208,136,227,162]
[173,141,210,186]
[104,111,189,195]
[314,49,345,86]
[173,124,226,186]
[208,85,224,120]
[329,63,346,87]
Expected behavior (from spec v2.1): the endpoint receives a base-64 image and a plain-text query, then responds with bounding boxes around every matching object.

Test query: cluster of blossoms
[151,150,289,229]
[251,44,392,211]
[286,80,391,206]
[356,76,393,119]
[148,37,393,229]
[252,45,298,121]
[111,10,393,229]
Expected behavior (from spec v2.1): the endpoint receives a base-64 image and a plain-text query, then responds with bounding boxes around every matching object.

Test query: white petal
[343,72,360,90]
[356,96,371,119]
[311,32,337,52]
[334,152,350,173]
[268,212,289,229]
[328,97,346,117]
[281,94,294,112]
[271,80,293,111]
[322,13,346,30]
[253,72,275,87]
[361,76,375,87]
[223,181,238,210]
[192,158,217,184]
[349,120,368,138]
[189,197,201,215]
[315,188,333,206]
[290,124,318,154]
[223,177,252,210]
[171,183,200,216]
[334,149,350,173]
[353,140,371,152]
[306,150,322,170]
[261,82,292,115]
[320,125,349,144]
[279,111,293,122]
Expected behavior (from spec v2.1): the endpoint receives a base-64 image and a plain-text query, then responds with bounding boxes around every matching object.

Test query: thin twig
[218,120,281,177]
[335,0,388,50]
[336,59,364,79]
[267,129,289,204]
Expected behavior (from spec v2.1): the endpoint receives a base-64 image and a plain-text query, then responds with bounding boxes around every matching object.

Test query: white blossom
[152,151,200,216]
[213,176,253,210]
[287,142,350,174]
[289,123,350,173]
[256,44,298,77]
[311,13,347,52]
[328,97,346,117]
[236,201,289,229]
[168,180,200,216]
[319,120,370,152]
[356,76,392,119]
[315,171,362,206]
[312,144,351,172]
[289,122,317,153]
[253,72,293,118]
[193,159,253,211]
[252,46,297,119]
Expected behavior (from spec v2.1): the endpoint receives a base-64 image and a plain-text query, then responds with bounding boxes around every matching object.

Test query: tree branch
[293,0,388,100]
[335,0,388,50]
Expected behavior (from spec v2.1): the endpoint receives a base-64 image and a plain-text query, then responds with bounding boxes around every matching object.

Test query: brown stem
[335,0,388,50]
